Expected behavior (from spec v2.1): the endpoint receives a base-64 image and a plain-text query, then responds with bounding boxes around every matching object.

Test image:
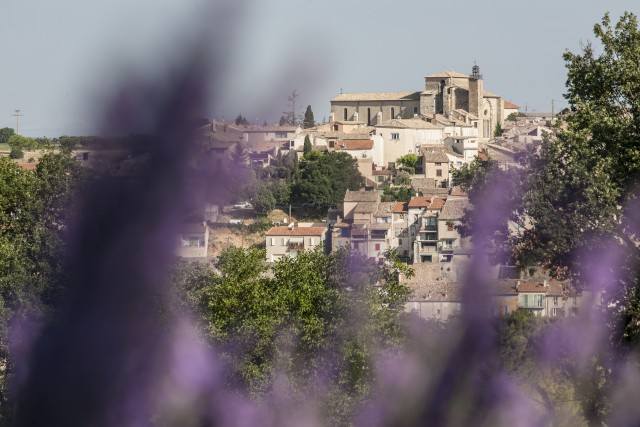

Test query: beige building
[375,118,445,167]
[330,92,421,126]
[330,65,505,142]
[437,198,470,262]
[403,265,462,321]
[265,225,328,263]
[422,147,451,188]
[331,190,395,263]
[176,223,209,258]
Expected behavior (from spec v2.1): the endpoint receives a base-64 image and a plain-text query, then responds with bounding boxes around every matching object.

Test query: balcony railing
[287,241,305,250]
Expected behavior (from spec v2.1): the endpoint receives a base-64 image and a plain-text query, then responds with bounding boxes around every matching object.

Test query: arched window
[391,107,395,119]
[344,108,348,121]
[367,108,371,126]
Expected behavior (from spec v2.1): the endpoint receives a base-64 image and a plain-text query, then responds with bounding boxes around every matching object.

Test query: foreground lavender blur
[9,11,640,427]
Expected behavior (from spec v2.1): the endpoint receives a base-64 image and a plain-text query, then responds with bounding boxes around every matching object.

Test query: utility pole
[12,109,23,134]
[287,90,299,126]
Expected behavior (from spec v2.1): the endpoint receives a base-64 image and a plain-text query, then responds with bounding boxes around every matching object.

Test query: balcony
[370,231,387,240]
[420,224,437,232]
[418,244,437,253]
[287,241,305,251]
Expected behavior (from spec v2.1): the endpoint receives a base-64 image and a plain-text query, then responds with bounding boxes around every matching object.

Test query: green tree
[381,185,412,202]
[0,128,14,145]
[58,135,79,152]
[170,246,410,422]
[494,121,503,137]
[7,134,37,150]
[250,184,276,216]
[394,170,411,186]
[228,141,250,166]
[506,112,519,122]
[235,114,249,126]
[268,180,291,205]
[293,151,362,210]
[303,105,315,129]
[9,148,23,159]
[396,153,418,169]
[34,137,52,148]
[303,135,312,156]
[0,152,81,422]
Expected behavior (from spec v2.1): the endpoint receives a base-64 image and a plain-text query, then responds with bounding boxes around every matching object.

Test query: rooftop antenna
[12,109,23,135]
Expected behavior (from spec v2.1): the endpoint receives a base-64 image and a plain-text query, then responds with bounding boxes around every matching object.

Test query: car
[233,201,252,209]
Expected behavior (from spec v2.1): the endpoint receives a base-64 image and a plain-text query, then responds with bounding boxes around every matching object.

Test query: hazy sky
[2,0,639,137]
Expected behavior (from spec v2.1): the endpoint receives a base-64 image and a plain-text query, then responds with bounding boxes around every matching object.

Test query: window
[414,106,418,114]
[367,108,371,125]
[310,238,316,246]
[553,297,559,306]
[398,238,403,245]
[375,243,381,251]
[275,132,287,138]
[338,240,343,248]
[343,108,348,121]
[333,124,338,131]
[391,133,400,140]
[391,107,395,119]
[572,297,577,305]
[436,308,441,315]
[447,223,454,231]
[570,307,579,315]
[436,169,442,177]
[552,308,560,317]
[435,162,442,166]
[270,238,275,246]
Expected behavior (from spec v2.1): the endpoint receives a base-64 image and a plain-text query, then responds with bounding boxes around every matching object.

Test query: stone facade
[330,66,504,142]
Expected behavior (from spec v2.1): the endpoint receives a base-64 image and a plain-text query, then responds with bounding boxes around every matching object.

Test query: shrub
[9,148,24,159]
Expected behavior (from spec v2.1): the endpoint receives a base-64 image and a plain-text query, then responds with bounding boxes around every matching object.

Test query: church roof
[377,118,442,129]
[504,100,520,109]
[483,89,501,98]
[332,92,421,102]
[425,71,469,79]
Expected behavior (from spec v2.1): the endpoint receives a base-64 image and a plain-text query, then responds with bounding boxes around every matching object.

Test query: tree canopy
[453,12,640,345]
[170,246,411,422]
[303,105,315,129]
[293,151,363,210]
[0,153,82,421]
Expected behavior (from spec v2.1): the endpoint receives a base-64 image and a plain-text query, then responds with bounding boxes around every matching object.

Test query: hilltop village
[169,65,596,322]
[2,65,589,322]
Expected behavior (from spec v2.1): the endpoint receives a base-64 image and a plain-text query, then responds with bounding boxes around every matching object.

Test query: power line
[12,109,23,134]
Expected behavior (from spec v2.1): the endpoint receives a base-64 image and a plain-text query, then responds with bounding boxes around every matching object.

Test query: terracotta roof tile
[335,139,373,150]
[344,190,380,203]
[439,199,470,220]
[332,92,421,102]
[504,100,520,109]
[266,226,327,236]
[392,202,408,213]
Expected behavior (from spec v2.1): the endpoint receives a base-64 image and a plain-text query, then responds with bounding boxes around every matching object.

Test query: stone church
[330,65,504,140]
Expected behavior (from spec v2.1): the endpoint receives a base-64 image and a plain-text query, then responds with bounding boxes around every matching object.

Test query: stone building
[330,65,505,141]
